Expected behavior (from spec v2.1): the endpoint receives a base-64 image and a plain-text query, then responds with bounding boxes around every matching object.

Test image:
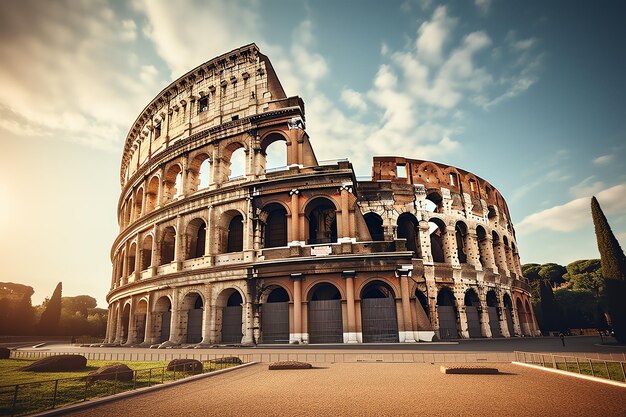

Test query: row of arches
[364,211,521,273]
[120,133,290,229]
[108,281,534,345]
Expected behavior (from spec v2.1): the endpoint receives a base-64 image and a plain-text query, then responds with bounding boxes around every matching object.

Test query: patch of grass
[0,359,235,416]
[553,361,625,382]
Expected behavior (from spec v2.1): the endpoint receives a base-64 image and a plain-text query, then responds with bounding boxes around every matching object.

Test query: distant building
[106,44,539,346]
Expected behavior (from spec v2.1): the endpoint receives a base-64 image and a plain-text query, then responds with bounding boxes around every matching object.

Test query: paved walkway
[63,362,624,417]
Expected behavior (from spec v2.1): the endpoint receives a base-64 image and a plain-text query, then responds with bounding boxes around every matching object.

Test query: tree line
[0,282,107,337]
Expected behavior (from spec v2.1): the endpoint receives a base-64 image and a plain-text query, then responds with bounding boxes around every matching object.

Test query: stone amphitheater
[106,43,539,347]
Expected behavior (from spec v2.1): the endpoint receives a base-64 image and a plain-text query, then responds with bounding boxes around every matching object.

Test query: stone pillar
[244,197,254,251]
[156,168,165,208]
[444,225,459,266]
[151,224,159,276]
[143,295,153,345]
[168,290,181,345]
[175,215,184,271]
[289,190,300,244]
[340,186,350,239]
[479,296,492,338]
[399,272,416,342]
[121,246,129,286]
[494,241,509,275]
[200,289,212,345]
[497,296,510,338]
[342,271,358,343]
[105,307,114,343]
[290,274,303,343]
[466,228,482,270]
[206,206,213,265]
[458,304,470,339]
[505,245,515,274]
[134,238,141,281]
[511,299,522,337]
[114,301,123,344]
[243,298,255,344]
[418,220,433,263]
[481,235,496,270]
[141,180,148,215]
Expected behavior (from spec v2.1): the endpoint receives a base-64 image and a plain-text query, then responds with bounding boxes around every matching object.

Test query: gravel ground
[64,363,625,417]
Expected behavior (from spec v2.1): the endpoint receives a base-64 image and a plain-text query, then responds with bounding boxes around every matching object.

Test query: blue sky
[0,0,624,307]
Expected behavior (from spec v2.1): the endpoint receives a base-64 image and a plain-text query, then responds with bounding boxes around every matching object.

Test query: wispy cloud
[517,183,626,233]
[569,176,606,198]
[593,154,614,166]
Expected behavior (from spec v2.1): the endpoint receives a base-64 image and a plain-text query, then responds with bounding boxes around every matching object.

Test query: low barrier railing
[514,351,626,383]
[0,354,252,417]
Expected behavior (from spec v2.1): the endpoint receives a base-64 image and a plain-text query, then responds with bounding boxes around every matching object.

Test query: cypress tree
[38,282,62,335]
[591,197,626,343]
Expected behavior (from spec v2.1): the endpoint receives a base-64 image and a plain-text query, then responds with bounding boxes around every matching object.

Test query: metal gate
[488,306,501,337]
[505,308,514,336]
[221,305,243,344]
[361,297,399,343]
[160,311,171,343]
[465,306,482,338]
[437,306,458,339]
[308,299,342,343]
[261,302,289,344]
[187,309,203,343]
[135,314,146,343]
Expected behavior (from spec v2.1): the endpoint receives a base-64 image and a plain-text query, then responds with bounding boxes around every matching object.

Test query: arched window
[134,188,144,219]
[476,226,488,267]
[455,222,468,264]
[437,287,458,339]
[308,283,342,343]
[145,176,160,212]
[360,281,399,343]
[464,289,482,338]
[186,218,206,260]
[160,226,176,265]
[306,198,337,244]
[425,192,443,213]
[263,133,287,171]
[263,204,287,248]
[188,153,211,192]
[397,213,419,255]
[128,243,137,274]
[429,218,446,263]
[141,235,153,271]
[365,212,384,242]
[227,215,244,252]
[163,165,182,204]
[229,147,246,180]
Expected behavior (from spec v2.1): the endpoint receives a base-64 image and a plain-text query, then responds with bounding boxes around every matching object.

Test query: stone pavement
[61,362,626,417]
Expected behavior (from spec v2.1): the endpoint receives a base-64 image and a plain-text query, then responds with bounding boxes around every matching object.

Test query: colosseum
[105,44,539,346]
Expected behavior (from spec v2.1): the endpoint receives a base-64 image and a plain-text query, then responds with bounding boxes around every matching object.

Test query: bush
[268,361,312,370]
[209,356,242,365]
[85,363,133,385]
[0,347,10,359]
[166,359,202,373]
[21,354,87,372]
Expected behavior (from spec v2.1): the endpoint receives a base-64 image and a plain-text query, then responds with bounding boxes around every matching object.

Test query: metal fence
[514,351,626,383]
[0,354,252,417]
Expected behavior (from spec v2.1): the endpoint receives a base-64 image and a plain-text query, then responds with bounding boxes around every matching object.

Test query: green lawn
[0,358,233,416]
[533,358,626,382]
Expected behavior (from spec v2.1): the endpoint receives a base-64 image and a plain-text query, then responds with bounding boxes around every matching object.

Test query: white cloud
[569,176,606,198]
[416,6,457,64]
[341,89,368,112]
[0,0,163,150]
[593,154,614,166]
[517,183,626,233]
[474,0,492,15]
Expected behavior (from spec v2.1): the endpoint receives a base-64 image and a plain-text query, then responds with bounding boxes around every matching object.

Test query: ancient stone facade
[106,44,539,346]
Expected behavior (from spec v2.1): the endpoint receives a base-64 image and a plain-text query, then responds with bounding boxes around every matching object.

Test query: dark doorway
[222,291,243,343]
[308,283,343,343]
[464,290,482,338]
[261,287,290,344]
[360,281,399,343]
[437,288,458,339]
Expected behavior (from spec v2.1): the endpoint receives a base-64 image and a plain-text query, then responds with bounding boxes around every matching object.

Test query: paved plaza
[62,362,625,417]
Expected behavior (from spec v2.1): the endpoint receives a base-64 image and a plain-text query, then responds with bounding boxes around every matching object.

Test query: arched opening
[153,296,172,343]
[263,204,288,248]
[503,294,515,336]
[492,231,504,270]
[228,146,246,180]
[128,243,137,275]
[227,215,244,253]
[524,300,534,335]
[160,226,176,265]
[141,235,153,271]
[117,252,124,285]
[455,222,468,264]
[511,243,520,274]
[188,153,211,192]
[121,303,131,344]
[308,283,342,343]
[487,205,497,221]
[182,292,204,344]
[503,236,514,272]
[262,133,287,171]
[397,213,420,256]
[134,188,144,219]
[145,176,160,212]
[124,200,132,226]
[425,192,443,213]
[134,299,148,344]
[185,218,206,260]
[306,197,337,244]
[476,226,488,267]
[464,289,482,338]
[429,218,446,263]
[163,164,182,204]
[360,280,399,343]
[109,305,118,341]
[220,290,243,344]
[486,291,501,337]
[364,212,384,242]
[261,287,290,344]
[516,298,529,336]
[437,287,458,339]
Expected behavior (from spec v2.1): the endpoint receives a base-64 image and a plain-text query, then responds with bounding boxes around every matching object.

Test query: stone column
[114,301,123,344]
[340,185,350,239]
[342,271,358,343]
[479,295,492,338]
[244,197,254,251]
[497,296,510,338]
[418,220,433,263]
[243,297,255,345]
[444,225,459,266]
[289,190,300,244]
[458,304,470,339]
[168,290,181,345]
[151,224,159,276]
[399,272,416,342]
[124,298,137,345]
[143,295,153,345]
[156,167,165,208]
[290,274,303,343]
[206,206,213,265]
[200,288,212,345]
[121,246,129,286]
[494,241,509,275]
[105,307,114,343]
[466,228,482,270]
[134,237,141,281]
[175,215,184,271]
[480,235,496,270]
